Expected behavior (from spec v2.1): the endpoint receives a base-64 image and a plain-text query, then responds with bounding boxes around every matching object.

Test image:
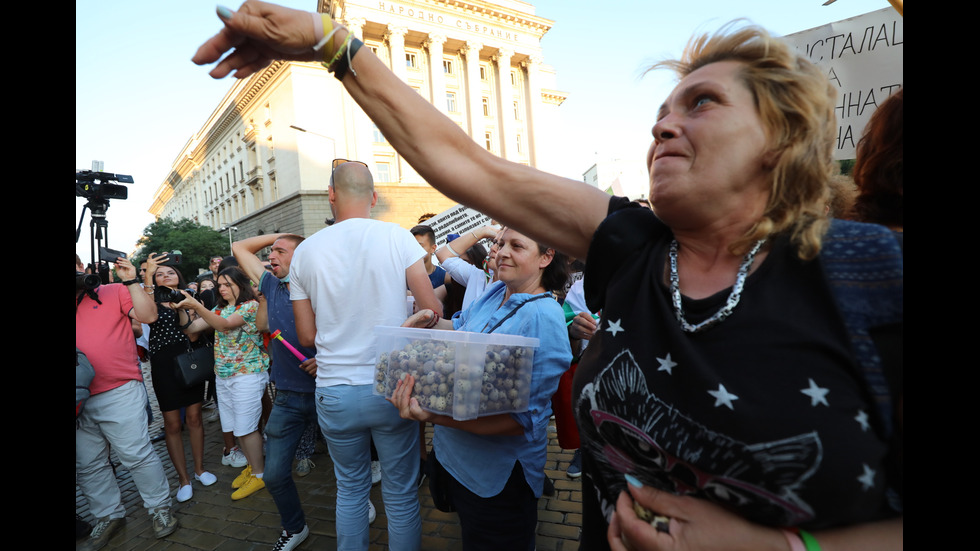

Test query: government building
[149,0,567,239]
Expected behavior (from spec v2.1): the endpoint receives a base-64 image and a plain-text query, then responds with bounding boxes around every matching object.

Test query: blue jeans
[316,385,421,551]
[264,389,318,533]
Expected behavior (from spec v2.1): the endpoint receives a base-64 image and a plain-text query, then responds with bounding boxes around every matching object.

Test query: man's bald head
[330,162,374,202]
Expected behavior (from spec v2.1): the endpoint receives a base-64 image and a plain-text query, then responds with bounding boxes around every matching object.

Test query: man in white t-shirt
[289,161,442,551]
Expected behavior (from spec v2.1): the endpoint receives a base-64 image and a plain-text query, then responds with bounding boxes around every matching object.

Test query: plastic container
[373,326,539,420]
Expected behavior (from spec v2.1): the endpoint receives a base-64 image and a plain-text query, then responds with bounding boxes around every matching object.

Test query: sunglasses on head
[332,158,369,171]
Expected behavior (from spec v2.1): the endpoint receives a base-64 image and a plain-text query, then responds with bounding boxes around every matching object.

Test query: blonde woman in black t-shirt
[194,8,903,550]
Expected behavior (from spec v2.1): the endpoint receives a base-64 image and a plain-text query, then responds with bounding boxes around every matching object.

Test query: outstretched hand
[192,1,321,79]
[402,309,438,328]
[608,482,785,551]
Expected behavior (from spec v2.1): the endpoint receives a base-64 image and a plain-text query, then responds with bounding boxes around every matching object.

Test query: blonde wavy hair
[651,22,836,260]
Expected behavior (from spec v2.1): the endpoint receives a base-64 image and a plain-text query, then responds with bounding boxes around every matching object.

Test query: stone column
[462,41,484,146]
[194,170,207,223]
[522,55,543,167]
[385,25,409,181]
[426,34,448,114]
[344,17,375,170]
[493,48,514,159]
[345,16,365,40]
[385,25,409,83]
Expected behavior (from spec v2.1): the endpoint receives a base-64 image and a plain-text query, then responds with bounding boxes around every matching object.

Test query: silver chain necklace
[668,238,766,333]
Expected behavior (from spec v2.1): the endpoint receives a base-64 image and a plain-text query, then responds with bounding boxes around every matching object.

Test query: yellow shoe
[231,475,265,500]
[232,465,252,489]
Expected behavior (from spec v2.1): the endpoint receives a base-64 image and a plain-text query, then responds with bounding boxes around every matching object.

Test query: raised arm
[193,1,609,258]
[116,256,158,324]
[435,225,497,264]
[337,50,606,258]
[233,233,285,285]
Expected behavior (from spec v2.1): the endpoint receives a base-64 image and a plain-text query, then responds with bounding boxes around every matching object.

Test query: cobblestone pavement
[76,362,583,550]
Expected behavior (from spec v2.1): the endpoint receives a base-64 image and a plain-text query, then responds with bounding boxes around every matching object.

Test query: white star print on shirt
[857,464,876,490]
[605,319,624,337]
[657,354,677,375]
[800,378,829,407]
[708,384,738,410]
[854,410,870,432]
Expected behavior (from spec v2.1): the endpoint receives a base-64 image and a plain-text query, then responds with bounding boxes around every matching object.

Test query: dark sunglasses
[331,158,369,171]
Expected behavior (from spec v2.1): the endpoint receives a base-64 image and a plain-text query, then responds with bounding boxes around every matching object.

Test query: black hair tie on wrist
[332,38,364,81]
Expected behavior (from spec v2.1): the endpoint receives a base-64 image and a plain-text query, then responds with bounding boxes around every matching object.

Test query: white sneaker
[294,458,315,477]
[272,524,309,551]
[371,461,381,485]
[222,446,248,468]
[368,500,376,524]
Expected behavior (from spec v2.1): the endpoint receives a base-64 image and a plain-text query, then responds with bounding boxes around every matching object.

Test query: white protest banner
[423,204,494,248]
[784,8,903,160]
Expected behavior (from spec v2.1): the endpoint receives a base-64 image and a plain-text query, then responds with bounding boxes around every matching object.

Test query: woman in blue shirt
[391,228,572,550]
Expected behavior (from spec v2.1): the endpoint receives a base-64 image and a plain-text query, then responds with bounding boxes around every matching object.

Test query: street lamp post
[222,225,238,254]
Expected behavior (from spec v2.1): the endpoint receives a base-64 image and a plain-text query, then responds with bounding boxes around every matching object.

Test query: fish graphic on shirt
[576,349,821,526]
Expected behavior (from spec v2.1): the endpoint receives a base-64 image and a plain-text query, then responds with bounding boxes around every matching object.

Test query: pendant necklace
[669,238,766,333]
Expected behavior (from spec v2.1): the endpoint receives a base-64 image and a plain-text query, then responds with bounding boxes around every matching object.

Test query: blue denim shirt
[260,271,317,393]
[435,281,572,498]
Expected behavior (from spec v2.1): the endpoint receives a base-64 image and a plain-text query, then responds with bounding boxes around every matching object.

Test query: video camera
[75,271,101,292]
[76,170,134,201]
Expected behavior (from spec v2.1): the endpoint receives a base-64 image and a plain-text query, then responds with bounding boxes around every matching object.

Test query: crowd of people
[76,2,902,551]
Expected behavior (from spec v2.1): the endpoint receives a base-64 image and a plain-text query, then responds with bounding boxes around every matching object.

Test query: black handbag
[174,340,214,388]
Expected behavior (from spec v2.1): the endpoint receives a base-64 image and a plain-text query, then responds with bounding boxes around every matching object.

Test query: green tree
[135,218,227,282]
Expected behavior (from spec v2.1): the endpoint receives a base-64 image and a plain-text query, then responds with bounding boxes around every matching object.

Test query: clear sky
[76,0,892,260]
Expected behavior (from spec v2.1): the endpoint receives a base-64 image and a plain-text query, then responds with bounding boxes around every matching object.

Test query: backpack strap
[76,348,96,420]
[486,294,551,334]
[820,219,904,439]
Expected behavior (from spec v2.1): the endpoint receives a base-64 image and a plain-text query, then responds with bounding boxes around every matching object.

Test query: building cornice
[541,88,567,106]
[201,60,288,154]
[436,0,552,33]
[328,0,553,43]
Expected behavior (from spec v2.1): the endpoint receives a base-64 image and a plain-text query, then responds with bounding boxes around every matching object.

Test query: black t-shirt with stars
[573,198,898,549]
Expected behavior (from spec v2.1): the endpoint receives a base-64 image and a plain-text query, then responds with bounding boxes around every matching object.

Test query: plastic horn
[270,329,308,362]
